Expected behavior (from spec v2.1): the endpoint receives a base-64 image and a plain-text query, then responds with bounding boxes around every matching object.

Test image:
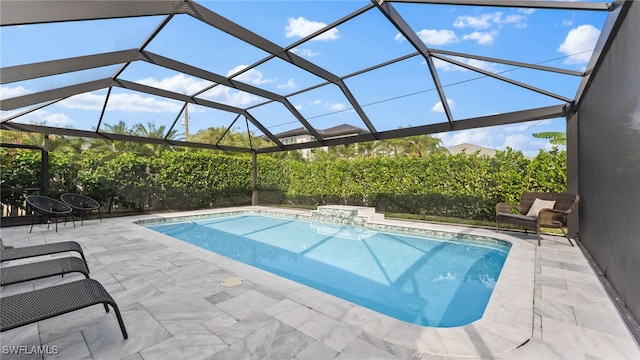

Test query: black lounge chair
[1,257,90,286]
[0,279,128,339]
[25,195,74,233]
[60,193,102,225]
[1,241,89,272]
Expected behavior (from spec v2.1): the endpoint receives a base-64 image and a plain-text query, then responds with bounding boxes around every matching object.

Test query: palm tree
[533,132,566,146]
[404,135,447,157]
[132,122,181,157]
[379,138,405,157]
[357,141,383,158]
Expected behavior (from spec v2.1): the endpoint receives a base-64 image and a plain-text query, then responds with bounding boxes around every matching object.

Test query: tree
[357,141,383,158]
[404,135,448,157]
[533,132,566,146]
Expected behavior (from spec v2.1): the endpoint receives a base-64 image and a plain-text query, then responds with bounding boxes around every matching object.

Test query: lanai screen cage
[0,0,623,154]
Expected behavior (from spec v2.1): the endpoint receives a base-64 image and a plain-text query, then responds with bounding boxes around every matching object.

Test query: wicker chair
[60,193,102,225]
[496,192,579,246]
[25,195,74,233]
[0,279,128,339]
[1,240,89,271]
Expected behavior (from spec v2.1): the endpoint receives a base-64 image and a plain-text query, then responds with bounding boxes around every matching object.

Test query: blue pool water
[148,214,510,327]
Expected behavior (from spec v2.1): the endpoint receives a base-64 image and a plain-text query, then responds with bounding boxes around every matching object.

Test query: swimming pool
[147,213,510,327]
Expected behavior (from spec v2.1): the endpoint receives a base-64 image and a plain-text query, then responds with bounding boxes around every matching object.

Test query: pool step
[311,205,385,226]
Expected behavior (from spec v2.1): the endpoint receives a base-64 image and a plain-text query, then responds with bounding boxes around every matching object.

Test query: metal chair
[60,193,102,225]
[25,195,74,233]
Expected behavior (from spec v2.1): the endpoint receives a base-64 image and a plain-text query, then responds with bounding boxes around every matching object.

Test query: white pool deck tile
[1,206,638,360]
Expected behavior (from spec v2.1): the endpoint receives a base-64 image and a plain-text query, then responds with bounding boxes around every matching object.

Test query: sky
[0,0,610,157]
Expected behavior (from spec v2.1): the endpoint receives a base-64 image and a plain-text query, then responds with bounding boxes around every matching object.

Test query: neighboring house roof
[447,143,497,157]
[274,124,369,140]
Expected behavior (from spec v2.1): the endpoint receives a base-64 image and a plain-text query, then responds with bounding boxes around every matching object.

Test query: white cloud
[138,73,210,94]
[431,99,455,113]
[454,13,500,29]
[329,103,346,111]
[437,128,496,148]
[227,65,276,85]
[107,93,183,113]
[285,16,339,41]
[501,133,555,157]
[502,14,527,28]
[414,29,459,46]
[1,108,72,127]
[558,24,601,64]
[309,100,347,112]
[433,58,459,71]
[462,31,497,45]
[200,85,261,107]
[60,92,106,110]
[40,112,72,126]
[454,12,527,29]
[291,48,319,58]
[465,58,501,72]
[433,57,502,73]
[0,85,31,98]
[277,79,297,89]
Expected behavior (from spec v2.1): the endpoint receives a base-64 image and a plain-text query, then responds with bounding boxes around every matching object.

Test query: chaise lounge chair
[60,193,102,226]
[25,195,75,233]
[0,279,128,339]
[1,256,90,286]
[1,240,89,273]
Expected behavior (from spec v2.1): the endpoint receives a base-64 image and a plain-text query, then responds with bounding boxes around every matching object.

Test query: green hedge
[0,147,566,220]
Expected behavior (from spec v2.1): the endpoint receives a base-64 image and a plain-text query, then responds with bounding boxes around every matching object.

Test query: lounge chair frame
[1,241,89,272]
[1,257,90,286]
[0,279,128,339]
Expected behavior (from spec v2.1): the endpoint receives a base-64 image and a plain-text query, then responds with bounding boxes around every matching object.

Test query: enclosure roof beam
[114,79,244,114]
[256,104,567,153]
[386,0,612,11]
[430,54,574,103]
[0,0,188,26]
[0,50,143,84]
[0,122,253,153]
[575,0,631,106]
[185,1,375,138]
[375,0,454,127]
[0,78,114,111]
[139,51,284,102]
[429,49,585,77]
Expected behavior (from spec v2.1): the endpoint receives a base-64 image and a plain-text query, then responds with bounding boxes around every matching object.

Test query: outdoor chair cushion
[526,198,556,217]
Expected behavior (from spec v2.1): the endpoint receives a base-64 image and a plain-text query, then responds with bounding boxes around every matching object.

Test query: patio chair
[25,195,74,233]
[1,256,90,286]
[0,279,128,339]
[60,193,102,226]
[1,240,89,273]
[496,192,579,246]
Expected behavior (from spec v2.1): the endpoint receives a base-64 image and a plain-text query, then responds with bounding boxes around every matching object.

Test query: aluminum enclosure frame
[0,0,619,153]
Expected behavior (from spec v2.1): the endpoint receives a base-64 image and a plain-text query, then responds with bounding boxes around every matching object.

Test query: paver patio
[1,206,638,359]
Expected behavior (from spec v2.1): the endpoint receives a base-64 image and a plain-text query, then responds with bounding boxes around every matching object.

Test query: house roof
[447,143,497,157]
